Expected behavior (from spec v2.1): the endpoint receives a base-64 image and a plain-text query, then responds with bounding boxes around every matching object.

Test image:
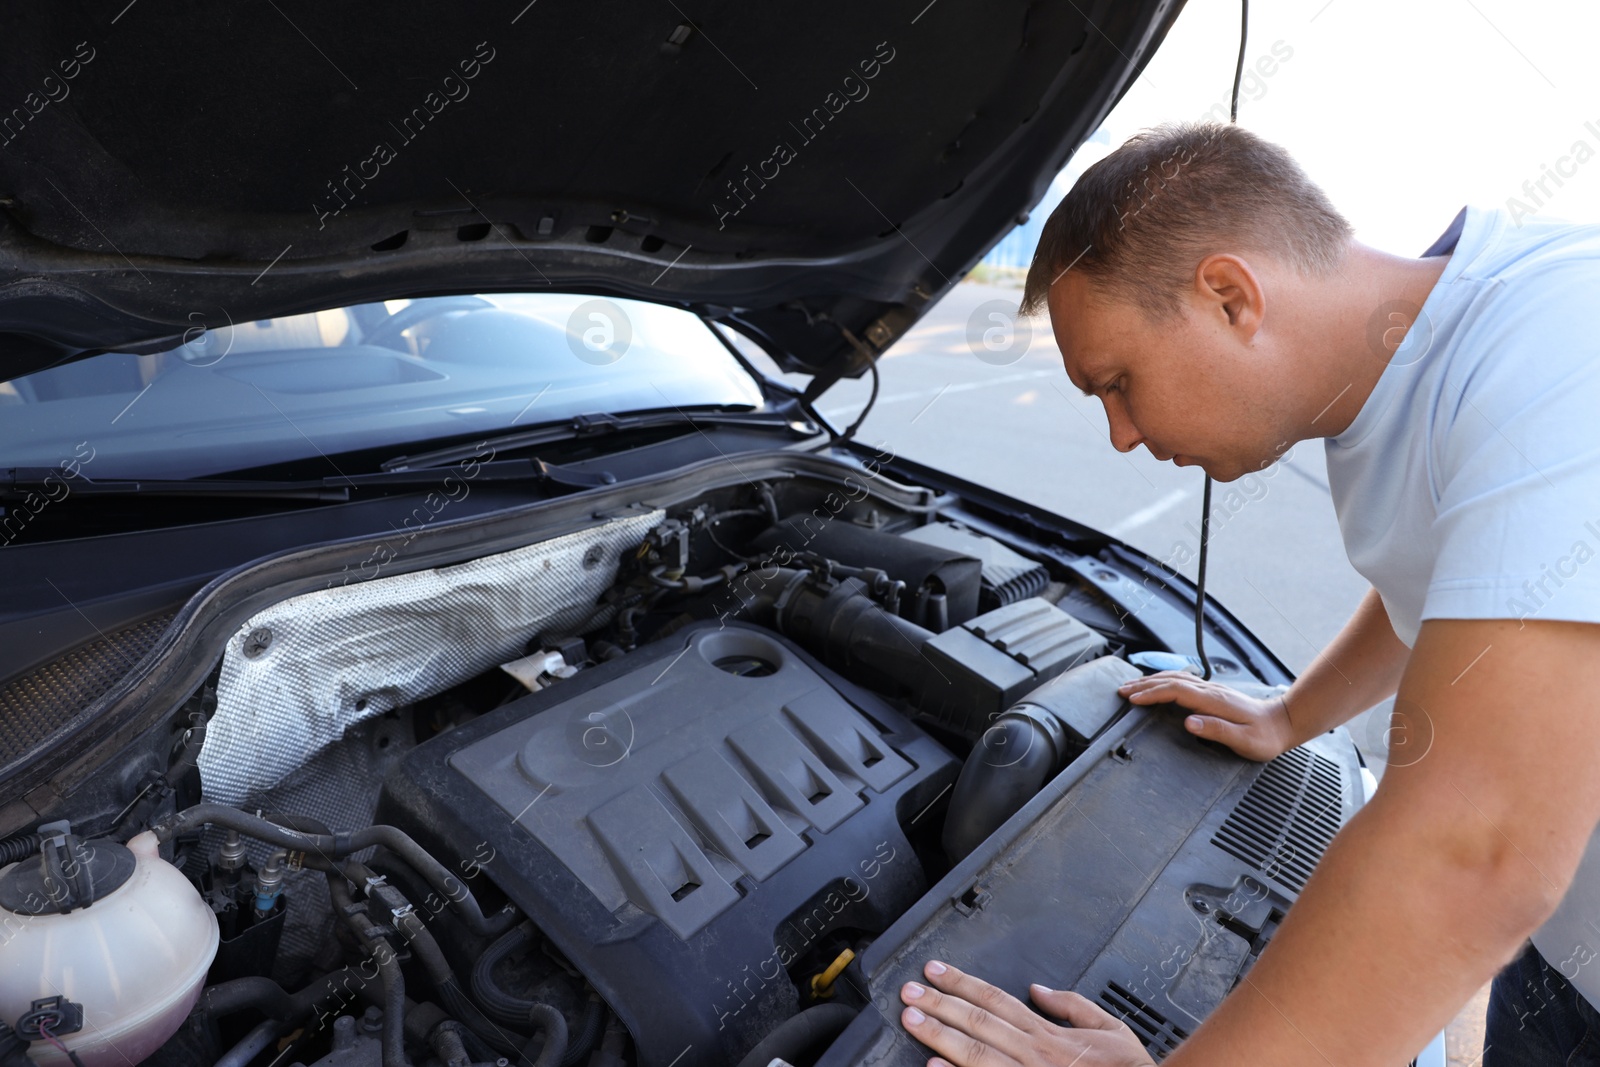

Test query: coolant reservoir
[0,828,219,1067]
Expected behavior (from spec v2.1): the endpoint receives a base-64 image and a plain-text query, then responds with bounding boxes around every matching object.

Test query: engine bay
[0,456,1361,1067]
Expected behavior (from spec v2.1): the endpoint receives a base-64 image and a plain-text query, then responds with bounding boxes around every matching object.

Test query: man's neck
[1300,242,1452,440]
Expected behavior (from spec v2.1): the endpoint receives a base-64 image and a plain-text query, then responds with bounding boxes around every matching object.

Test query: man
[895,122,1600,1066]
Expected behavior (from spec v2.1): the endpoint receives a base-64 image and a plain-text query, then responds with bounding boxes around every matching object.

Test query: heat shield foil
[200,509,664,806]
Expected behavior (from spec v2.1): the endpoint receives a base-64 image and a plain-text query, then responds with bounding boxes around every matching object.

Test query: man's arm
[898,616,1600,1066]
[1280,585,1411,744]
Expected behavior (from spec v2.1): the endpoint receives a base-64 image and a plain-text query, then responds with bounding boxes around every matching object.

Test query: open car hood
[0,0,1182,385]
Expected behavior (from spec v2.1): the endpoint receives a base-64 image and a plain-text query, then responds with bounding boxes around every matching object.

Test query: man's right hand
[1117,671,1296,762]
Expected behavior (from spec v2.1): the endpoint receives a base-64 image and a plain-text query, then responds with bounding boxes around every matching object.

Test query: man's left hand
[899,959,1155,1067]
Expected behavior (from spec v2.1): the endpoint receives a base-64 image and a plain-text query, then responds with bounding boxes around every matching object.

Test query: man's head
[1023,122,1355,481]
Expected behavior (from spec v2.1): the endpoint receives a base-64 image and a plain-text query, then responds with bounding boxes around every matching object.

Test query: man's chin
[1190,459,1242,482]
[1201,453,1286,482]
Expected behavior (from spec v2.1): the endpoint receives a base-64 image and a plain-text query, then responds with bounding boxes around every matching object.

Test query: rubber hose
[429,1022,503,1067]
[467,927,595,1067]
[337,859,526,1061]
[195,978,294,1021]
[778,577,935,696]
[734,1004,858,1067]
[470,926,537,1027]
[325,872,411,1067]
[560,1001,604,1067]
[206,966,437,1067]
[0,833,43,867]
[372,937,410,1067]
[940,714,1062,864]
[213,1019,279,1067]
[520,1004,568,1067]
[153,805,518,937]
[285,966,371,1022]
[263,812,334,836]
[469,925,595,1067]
[436,977,520,1059]
[428,1022,472,1067]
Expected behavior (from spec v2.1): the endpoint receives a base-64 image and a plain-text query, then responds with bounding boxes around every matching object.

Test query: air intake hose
[721,568,936,697]
[778,576,936,696]
[942,656,1143,863]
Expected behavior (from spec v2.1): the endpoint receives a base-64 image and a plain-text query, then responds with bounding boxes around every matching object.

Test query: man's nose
[1105,403,1143,453]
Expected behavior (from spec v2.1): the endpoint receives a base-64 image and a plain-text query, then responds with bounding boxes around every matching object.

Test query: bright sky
[1067,0,1600,254]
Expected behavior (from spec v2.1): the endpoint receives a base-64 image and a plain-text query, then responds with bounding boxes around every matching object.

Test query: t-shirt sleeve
[1423,274,1600,626]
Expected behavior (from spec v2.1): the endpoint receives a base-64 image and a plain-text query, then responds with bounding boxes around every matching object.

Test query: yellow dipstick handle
[810,947,857,999]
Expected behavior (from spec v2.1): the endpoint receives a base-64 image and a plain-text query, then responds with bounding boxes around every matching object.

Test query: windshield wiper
[379,405,790,472]
[0,457,614,503]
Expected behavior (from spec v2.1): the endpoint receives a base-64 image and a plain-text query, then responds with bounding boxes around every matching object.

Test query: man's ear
[1194,253,1265,338]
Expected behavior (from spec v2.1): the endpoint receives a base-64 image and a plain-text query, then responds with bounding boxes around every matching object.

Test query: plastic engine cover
[377,622,958,1066]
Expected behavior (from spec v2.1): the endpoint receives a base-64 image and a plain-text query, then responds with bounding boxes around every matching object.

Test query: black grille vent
[1100,982,1190,1059]
[1211,746,1343,892]
[0,613,175,768]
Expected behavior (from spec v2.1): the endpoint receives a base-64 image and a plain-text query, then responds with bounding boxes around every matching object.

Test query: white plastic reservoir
[0,830,219,1067]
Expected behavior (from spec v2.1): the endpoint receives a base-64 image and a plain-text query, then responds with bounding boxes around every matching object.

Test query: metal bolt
[360,1006,384,1034]
[242,627,273,658]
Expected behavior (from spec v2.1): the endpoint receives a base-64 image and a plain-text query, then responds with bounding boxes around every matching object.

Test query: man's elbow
[1431,816,1577,942]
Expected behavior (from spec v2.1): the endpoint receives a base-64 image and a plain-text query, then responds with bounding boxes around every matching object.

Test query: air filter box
[917,598,1107,734]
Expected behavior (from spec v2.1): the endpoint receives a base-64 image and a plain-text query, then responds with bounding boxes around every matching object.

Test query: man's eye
[1104,378,1122,396]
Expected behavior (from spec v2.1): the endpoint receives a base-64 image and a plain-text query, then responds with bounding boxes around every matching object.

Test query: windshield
[0,294,765,480]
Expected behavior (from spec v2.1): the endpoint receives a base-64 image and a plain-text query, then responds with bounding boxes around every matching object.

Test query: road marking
[818,368,1055,419]
[1107,488,1190,538]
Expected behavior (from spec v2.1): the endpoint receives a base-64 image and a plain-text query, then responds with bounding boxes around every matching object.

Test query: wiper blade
[380,406,782,472]
[0,458,615,503]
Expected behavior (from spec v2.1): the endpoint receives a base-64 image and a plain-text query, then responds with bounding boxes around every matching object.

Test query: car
[0,4,1444,1067]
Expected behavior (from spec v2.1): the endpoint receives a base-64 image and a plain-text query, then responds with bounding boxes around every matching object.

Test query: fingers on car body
[1117,671,1288,761]
[899,959,1155,1067]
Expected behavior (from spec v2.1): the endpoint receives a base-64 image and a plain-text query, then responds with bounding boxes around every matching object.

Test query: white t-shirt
[1325,205,1600,1003]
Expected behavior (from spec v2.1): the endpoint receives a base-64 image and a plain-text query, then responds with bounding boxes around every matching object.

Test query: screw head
[242,627,273,659]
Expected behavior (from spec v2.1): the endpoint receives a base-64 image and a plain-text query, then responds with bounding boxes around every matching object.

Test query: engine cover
[378,622,958,1066]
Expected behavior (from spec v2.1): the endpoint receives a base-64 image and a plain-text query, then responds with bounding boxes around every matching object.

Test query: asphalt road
[782,281,1398,773]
